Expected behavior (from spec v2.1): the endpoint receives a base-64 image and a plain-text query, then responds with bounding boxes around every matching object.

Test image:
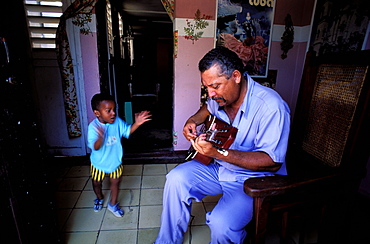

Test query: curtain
[161,0,174,21]
[56,0,98,137]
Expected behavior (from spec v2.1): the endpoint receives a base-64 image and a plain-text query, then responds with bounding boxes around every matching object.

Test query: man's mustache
[211,96,226,103]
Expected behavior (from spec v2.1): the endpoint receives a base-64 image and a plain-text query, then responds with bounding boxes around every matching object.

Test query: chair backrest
[288,50,370,178]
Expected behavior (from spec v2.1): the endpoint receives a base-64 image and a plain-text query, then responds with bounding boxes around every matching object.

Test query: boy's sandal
[94,198,104,212]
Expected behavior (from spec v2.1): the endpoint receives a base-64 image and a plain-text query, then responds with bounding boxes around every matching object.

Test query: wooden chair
[244,50,370,244]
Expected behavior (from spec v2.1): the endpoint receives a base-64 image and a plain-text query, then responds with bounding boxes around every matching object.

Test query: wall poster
[216,0,275,77]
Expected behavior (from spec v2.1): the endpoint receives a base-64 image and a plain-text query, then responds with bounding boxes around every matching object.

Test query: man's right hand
[182,105,210,141]
[183,119,198,141]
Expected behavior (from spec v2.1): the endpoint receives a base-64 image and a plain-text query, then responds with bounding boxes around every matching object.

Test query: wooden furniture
[244,50,370,244]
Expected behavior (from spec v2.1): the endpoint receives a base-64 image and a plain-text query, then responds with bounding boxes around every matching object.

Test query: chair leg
[253,197,271,244]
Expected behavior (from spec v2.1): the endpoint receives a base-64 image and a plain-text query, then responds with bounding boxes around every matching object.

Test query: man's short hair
[198,46,244,79]
[91,93,115,111]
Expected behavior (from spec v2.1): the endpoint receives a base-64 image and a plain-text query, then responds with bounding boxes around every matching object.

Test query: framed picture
[309,0,370,57]
[216,0,275,77]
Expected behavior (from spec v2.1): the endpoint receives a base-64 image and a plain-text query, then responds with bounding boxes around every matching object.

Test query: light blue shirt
[87,117,131,173]
[206,74,291,181]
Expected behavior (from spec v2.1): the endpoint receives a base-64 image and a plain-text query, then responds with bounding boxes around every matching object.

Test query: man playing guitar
[154,46,291,244]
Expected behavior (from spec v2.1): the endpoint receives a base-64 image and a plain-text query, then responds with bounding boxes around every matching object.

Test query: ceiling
[111,0,173,37]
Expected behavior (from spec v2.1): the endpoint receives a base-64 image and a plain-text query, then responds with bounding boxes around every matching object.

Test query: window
[24,0,63,48]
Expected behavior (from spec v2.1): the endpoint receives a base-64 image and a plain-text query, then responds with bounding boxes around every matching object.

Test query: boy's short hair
[91,93,115,111]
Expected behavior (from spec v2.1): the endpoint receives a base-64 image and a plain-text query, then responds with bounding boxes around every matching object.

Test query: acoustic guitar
[185,115,238,165]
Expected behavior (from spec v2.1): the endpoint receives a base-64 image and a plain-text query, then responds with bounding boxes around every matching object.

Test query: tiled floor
[54,160,370,244]
[54,163,222,244]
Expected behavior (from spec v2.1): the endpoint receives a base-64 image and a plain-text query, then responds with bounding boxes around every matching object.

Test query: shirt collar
[242,72,255,116]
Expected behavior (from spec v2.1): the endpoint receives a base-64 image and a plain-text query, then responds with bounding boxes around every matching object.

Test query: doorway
[123,35,174,153]
[96,0,174,153]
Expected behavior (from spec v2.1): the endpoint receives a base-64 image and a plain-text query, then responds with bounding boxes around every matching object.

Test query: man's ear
[232,70,242,84]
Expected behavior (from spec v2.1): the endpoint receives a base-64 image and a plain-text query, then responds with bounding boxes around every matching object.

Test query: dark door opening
[122,35,174,153]
[96,0,174,153]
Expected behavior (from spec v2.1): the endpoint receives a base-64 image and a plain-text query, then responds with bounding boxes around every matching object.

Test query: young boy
[87,93,151,217]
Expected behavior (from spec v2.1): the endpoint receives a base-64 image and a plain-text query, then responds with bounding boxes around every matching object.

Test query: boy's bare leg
[92,180,104,200]
[109,177,121,205]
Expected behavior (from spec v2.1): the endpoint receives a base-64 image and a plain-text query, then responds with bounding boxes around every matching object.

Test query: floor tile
[66,165,90,177]
[62,231,98,244]
[190,202,207,226]
[55,167,70,178]
[97,230,137,244]
[56,208,72,231]
[63,208,105,232]
[119,189,140,206]
[166,163,178,172]
[203,202,217,213]
[202,194,222,203]
[139,205,163,228]
[120,175,142,189]
[138,228,159,244]
[143,164,167,175]
[141,175,166,189]
[58,177,89,191]
[140,188,163,205]
[101,206,139,230]
[265,231,283,244]
[123,164,143,176]
[55,191,81,209]
[75,190,110,208]
[183,225,211,244]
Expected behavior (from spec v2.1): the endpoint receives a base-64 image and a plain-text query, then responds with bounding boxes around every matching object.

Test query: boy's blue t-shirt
[88,117,131,173]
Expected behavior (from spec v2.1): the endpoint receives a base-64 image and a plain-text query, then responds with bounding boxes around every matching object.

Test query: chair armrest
[244,174,338,198]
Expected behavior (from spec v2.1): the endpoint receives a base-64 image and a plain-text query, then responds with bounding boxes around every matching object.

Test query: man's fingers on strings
[211,122,216,131]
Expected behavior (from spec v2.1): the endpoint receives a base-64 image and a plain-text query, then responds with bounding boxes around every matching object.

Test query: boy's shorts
[90,164,123,181]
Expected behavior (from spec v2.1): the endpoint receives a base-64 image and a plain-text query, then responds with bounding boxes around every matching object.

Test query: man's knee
[166,164,190,184]
[206,209,251,243]
[208,220,247,244]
